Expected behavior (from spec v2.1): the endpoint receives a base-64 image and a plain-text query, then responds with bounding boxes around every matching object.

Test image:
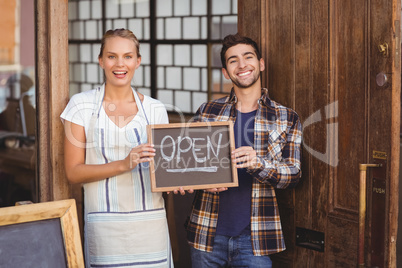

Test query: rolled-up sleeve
[248,109,302,189]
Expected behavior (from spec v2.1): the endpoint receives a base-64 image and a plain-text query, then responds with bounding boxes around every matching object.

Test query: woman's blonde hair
[98,28,141,58]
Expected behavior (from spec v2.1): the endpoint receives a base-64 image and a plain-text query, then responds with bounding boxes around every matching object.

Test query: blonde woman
[61,28,173,267]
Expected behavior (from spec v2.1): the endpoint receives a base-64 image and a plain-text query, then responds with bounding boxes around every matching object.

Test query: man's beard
[230,72,260,88]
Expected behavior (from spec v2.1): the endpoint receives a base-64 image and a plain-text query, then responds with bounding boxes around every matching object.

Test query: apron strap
[133,88,149,125]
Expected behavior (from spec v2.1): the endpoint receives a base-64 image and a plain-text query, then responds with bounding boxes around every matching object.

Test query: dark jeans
[190,234,272,268]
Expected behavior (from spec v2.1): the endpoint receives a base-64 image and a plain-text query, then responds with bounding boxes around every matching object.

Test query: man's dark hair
[220,33,262,69]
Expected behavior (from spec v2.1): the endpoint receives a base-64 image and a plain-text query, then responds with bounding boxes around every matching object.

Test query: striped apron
[83,85,173,267]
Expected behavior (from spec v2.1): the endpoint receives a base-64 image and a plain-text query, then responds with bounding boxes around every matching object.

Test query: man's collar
[226,87,271,106]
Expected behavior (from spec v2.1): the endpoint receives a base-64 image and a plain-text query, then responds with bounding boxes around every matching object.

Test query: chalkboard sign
[147,121,238,192]
[0,199,84,267]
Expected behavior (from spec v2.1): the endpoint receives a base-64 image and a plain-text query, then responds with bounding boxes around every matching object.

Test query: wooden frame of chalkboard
[0,199,84,267]
[147,121,238,192]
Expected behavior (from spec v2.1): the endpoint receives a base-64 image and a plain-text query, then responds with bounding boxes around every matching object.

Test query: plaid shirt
[185,88,302,256]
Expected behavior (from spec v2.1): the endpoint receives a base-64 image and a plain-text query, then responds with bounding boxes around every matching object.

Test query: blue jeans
[190,234,272,268]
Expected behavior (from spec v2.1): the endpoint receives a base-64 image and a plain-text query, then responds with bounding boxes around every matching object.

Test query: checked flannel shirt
[185,88,302,256]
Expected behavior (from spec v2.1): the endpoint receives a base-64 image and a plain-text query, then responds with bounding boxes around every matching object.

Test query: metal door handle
[378,42,389,57]
[358,163,382,267]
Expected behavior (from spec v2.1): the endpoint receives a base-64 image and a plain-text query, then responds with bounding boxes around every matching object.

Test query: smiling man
[185,33,303,267]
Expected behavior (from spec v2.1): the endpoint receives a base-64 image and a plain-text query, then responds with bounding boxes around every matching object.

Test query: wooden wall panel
[308,1,330,266]
[326,215,358,267]
[238,0,262,50]
[266,0,293,107]
[330,0,367,216]
[240,0,399,266]
[293,0,313,266]
[368,0,400,266]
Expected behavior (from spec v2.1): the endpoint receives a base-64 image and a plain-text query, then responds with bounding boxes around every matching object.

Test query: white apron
[84,85,173,267]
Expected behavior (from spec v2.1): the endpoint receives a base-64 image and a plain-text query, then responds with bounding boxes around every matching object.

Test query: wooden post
[35,0,70,201]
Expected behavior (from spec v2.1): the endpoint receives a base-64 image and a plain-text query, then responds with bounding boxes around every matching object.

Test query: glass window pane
[211,16,221,40]
[157,0,172,17]
[174,0,190,16]
[121,2,135,18]
[222,16,237,38]
[140,43,150,65]
[174,45,190,66]
[138,87,151,96]
[183,17,199,39]
[68,2,77,20]
[99,68,105,84]
[157,67,165,88]
[73,63,85,83]
[211,44,223,68]
[145,66,151,87]
[157,45,173,65]
[201,68,207,91]
[85,21,98,40]
[183,68,200,90]
[192,0,207,15]
[133,66,143,85]
[165,18,181,39]
[69,83,80,97]
[69,44,78,62]
[201,17,207,39]
[166,67,181,89]
[97,22,103,39]
[212,68,223,90]
[212,0,231,15]
[71,21,84,39]
[192,92,207,112]
[136,0,150,17]
[113,19,128,29]
[91,0,102,19]
[143,19,150,39]
[129,19,143,39]
[82,84,93,92]
[92,44,100,62]
[175,91,191,113]
[106,1,119,18]
[87,64,99,83]
[158,89,173,107]
[78,1,90,19]
[192,45,207,67]
[157,18,165,39]
[232,0,238,13]
[80,44,92,63]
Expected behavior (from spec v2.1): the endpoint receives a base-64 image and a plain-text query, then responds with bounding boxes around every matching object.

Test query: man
[185,33,302,267]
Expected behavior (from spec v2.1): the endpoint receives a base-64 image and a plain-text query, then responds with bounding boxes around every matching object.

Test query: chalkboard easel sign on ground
[0,199,84,268]
[147,121,238,192]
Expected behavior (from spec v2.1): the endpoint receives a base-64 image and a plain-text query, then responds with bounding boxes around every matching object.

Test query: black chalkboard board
[147,121,238,192]
[0,199,84,267]
[0,219,67,268]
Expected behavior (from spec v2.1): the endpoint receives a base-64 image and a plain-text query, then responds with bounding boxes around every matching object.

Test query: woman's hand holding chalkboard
[232,146,258,169]
[126,143,156,170]
[168,187,195,195]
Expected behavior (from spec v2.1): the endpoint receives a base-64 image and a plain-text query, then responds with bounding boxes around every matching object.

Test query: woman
[61,28,173,267]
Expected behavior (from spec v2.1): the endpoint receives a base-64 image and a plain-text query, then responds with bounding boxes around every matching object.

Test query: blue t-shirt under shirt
[216,109,256,237]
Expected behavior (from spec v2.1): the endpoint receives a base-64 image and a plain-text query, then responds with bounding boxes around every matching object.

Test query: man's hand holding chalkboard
[232,146,258,169]
[127,143,156,169]
[169,187,227,195]
[170,187,195,195]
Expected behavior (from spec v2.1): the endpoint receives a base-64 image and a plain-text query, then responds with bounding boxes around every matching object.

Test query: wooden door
[239,0,400,267]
